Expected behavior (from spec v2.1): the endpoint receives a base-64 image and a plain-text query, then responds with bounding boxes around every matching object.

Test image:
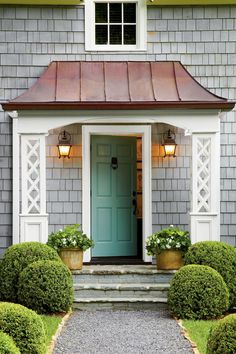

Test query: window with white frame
[85,0,146,51]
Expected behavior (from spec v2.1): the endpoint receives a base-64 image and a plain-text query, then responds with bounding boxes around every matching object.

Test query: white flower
[169,225,174,228]
[166,244,171,249]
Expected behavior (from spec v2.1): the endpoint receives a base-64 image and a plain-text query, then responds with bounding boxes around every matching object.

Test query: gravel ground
[53,310,193,354]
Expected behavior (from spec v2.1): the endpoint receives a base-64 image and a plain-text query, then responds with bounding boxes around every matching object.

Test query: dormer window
[85,0,146,51]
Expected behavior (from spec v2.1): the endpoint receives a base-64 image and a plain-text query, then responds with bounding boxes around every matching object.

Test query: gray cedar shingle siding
[0,5,236,252]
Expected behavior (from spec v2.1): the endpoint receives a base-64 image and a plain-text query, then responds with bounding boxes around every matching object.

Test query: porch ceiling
[2,61,235,111]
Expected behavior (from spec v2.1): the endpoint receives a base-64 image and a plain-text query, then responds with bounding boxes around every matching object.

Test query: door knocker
[111,157,118,170]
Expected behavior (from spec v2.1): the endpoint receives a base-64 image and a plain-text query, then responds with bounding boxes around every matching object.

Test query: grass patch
[40,314,62,348]
[182,320,217,354]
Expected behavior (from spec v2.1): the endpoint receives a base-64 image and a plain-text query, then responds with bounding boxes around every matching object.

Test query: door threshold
[87,257,149,265]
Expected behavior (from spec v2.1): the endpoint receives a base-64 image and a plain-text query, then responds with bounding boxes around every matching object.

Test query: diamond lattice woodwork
[21,135,46,216]
[25,139,41,213]
[196,137,211,212]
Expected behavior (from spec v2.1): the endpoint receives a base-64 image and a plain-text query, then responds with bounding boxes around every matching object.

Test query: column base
[190,213,220,244]
[20,214,48,244]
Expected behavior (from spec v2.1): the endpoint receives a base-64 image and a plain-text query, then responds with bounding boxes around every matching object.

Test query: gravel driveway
[53,310,193,354]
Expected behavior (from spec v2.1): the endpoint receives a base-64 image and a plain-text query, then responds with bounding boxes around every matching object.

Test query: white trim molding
[85,0,147,51]
[190,132,220,243]
[82,125,152,262]
[12,117,20,244]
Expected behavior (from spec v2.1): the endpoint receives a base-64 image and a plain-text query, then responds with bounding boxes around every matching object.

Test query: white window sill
[85,47,147,52]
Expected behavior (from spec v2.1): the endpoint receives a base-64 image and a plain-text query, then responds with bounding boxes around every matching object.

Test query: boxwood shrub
[0,302,46,354]
[0,331,20,354]
[18,260,74,314]
[0,242,61,302]
[207,314,236,354]
[184,241,236,307]
[168,264,229,320]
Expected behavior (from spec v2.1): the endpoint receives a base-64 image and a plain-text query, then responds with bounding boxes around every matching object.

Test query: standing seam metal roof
[2,61,234,111]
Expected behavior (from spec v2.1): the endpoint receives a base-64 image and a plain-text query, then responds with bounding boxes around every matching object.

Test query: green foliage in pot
[18,260,74,314]
[207,314,236,354]
[184,241,236,308]
[0,331,20,354]
[0,302,46,354]
[0,242,61,302]
[168,264,229,320]
[146,225,191,256]
[47,224,94,252]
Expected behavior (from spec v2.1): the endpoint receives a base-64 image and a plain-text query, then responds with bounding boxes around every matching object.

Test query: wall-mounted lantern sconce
[57,130,72,158]
[162,129,177,157]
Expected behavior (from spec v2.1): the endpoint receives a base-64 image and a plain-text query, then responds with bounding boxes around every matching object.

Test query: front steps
[72,265,175,311]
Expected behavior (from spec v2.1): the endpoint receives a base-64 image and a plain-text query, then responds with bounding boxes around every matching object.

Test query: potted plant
[146,225,191,270]
[47,224,94,270]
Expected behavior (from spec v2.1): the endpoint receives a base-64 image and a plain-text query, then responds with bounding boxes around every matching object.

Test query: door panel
[97,208,112,242]
[91,135,137,257]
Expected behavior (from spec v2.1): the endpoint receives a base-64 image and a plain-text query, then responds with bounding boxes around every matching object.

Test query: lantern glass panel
[164,144,176,156]
[58,145,71,158]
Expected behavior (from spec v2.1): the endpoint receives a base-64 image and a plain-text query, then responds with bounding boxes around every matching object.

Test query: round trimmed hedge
[184,241,236,307]
[0,302,46,354]
[168,264,229,320]
[18,260,74,314]
[0,242,61,302]
[0,331,20,354]
[207,314,236,354]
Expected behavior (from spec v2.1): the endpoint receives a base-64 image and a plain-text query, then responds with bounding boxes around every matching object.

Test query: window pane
[95,3,107,23]
[96,25,108,44]
[124,25,136,44]
[110,25,122,44]
[124,3,136,23]
[110,3,122,23]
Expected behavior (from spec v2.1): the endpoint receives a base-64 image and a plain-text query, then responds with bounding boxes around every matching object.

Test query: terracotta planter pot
[156,249,183,270]
[59,248,83,270]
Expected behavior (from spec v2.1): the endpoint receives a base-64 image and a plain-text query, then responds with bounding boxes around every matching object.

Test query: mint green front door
[91,136,137,257]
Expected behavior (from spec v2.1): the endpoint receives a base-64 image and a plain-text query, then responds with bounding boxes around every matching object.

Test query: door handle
[132,198,137,215]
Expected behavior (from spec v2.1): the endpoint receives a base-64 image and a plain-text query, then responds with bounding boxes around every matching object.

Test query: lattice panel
[196,137,211,212]
[26,139,41,214]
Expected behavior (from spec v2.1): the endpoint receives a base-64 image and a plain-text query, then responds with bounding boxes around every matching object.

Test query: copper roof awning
[2,61,234,111]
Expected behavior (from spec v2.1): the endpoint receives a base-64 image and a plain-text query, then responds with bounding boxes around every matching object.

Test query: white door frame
[82,125,152,262]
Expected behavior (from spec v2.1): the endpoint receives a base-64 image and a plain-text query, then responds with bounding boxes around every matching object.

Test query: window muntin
[95,2,136,46]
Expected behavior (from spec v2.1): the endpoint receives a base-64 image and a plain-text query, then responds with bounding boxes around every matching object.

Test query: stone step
[73,283,169,299]
[72,266,173,311]
[72,265,175,284]
[73,297,168,311]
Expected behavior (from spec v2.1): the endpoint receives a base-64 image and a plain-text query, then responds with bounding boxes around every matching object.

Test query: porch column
[20,134,48,243]
[190,133,220,243]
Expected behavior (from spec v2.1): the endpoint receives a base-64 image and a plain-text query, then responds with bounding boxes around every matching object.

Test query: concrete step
[74,283,169,299]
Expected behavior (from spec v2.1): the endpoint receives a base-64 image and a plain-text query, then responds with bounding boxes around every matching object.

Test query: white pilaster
[190,132,220,243]
[20,134,48,243]
[12,116,20,244]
